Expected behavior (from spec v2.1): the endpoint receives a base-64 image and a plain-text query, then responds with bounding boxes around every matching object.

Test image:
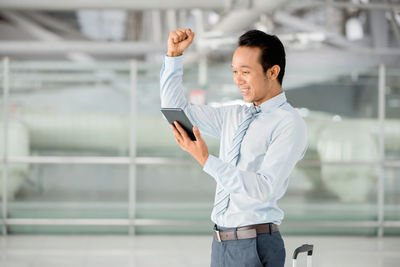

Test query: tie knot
[250,105,261,115]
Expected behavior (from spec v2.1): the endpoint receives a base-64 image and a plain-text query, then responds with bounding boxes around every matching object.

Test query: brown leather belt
[214,223,279,242]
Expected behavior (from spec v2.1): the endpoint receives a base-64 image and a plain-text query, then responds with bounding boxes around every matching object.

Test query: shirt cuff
[203,154,224,181]
[163,55,183,72]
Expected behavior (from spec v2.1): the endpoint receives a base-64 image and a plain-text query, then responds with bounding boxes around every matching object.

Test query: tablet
[161,108,196,141]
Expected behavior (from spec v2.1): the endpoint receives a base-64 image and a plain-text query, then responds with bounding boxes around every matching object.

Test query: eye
[233,70,237,74]
[243,71,249,74]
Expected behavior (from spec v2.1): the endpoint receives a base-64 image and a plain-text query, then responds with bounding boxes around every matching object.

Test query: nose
[234,73,245,85]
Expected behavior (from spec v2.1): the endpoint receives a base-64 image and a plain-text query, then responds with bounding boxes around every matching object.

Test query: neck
[253,87,282,106]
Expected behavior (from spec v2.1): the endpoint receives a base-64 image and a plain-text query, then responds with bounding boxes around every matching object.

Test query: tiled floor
[0,235,399,267]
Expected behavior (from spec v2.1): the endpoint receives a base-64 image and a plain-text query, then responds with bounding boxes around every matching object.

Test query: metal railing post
[377,64,386,237]
[2,57,10,236]
[129,60,137,235]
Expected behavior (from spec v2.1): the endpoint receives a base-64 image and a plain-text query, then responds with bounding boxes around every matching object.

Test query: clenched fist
[167,28,195,57]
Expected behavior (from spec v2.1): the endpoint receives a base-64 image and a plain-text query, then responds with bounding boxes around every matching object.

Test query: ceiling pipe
[0,41,164,55]
[209,0,292,36]
[288,0,400,11]
[0,0,226,11]
[1,11,94,61]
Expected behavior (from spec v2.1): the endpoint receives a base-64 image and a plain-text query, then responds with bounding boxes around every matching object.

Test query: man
[160,28,307,267]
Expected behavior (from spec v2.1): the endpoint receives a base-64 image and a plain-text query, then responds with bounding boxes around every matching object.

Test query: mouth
[240,87,250,96]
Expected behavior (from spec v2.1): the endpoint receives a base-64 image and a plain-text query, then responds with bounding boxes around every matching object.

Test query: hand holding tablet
[160,108,196,141]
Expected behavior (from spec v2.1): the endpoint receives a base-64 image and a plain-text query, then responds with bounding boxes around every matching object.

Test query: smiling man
[160,28,307,267]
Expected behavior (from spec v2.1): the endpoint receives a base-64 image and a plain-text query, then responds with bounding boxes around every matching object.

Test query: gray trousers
[210,226,286,267]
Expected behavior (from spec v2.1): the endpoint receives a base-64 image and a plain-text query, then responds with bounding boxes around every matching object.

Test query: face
[232,46,279,106]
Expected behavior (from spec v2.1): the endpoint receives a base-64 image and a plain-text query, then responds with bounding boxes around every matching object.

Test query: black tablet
[161,108,196,141]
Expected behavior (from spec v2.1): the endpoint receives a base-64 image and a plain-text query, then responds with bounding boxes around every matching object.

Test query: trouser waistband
[213,223,279,242]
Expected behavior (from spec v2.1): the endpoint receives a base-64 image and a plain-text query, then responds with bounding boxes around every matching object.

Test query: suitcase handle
[292,244,313,259]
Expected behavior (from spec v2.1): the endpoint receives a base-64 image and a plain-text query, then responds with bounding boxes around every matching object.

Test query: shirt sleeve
[203,116,308,203]
[160,55,226,139]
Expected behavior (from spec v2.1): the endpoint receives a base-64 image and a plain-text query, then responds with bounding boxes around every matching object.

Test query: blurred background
[0,0,400,266]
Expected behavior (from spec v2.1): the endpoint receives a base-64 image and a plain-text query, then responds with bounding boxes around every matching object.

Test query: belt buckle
[215,230,222,242]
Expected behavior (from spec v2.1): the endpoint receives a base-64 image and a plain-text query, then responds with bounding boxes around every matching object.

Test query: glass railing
[0,58,399,235]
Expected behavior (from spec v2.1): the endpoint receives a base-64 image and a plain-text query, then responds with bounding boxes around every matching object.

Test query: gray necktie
[213,105,261,216]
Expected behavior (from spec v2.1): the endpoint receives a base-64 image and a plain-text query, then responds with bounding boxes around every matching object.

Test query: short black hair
[238,30,286,85]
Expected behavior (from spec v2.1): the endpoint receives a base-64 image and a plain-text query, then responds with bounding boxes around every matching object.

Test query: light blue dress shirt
[160,55,308,227]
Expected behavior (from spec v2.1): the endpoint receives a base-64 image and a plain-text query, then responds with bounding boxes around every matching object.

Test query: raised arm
[160,28,226,139]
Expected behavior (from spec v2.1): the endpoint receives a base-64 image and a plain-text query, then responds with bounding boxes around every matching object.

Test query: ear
[267,65,280,80]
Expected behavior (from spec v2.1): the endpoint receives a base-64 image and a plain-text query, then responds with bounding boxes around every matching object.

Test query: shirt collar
[252,92,287,113]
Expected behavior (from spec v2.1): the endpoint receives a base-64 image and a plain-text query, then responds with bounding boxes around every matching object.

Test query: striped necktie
[213,105,261,216]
